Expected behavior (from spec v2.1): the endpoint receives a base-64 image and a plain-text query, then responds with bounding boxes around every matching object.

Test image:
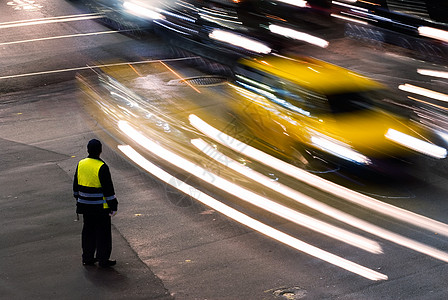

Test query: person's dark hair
[87,139,102,156]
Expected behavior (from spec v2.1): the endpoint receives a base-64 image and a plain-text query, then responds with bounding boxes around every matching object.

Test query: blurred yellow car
[228,54,447,170]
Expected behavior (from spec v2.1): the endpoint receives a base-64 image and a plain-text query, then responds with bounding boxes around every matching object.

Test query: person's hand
[109,211,117,217]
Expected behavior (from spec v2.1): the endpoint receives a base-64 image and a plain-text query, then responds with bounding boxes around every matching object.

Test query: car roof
[238,55,384,95]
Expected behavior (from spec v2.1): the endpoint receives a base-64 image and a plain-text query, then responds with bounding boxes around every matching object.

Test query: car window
[325,89,405,114]
[277,80,330,115]
[235,64,329,116]
[326,91,373,114]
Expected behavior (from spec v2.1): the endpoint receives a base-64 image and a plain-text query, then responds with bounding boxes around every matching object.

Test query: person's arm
[98,163,118,212]
[73,165,79,200]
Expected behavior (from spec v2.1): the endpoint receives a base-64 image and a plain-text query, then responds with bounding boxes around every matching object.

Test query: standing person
[73,139,118,267]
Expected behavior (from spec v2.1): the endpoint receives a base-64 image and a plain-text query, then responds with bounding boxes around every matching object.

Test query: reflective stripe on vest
[77,199,105,205]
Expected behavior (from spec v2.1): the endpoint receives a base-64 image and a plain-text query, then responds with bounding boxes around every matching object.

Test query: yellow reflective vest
[74,158,112,209]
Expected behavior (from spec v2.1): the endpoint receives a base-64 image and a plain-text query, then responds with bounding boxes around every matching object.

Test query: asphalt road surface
[2,0,448,299]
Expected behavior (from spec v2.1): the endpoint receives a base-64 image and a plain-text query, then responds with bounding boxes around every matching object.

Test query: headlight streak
[268,25,329,48]
[235,81,311,117]
[332,1,368,12]
[188,114,448,237]
[153,20,197,36]
[330,13,369,25]
[159,9,196,23]
[123,1,164,20]
[275,0,309,8]
[399,84,448,103]
[191,138,448,263]
[117,144,387,281]
[209,30,272,54]
[117,105,139,118]
[117,120,380,254]
[235,75,274,92]
[385,129,447,159]
[310,134,371,165]
[417,69,448,79]
[418,26,448,43]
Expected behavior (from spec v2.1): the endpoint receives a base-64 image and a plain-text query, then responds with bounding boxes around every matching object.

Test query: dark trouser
[82,213,112,263]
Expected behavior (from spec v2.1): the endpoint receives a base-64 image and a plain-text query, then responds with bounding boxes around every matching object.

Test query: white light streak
[417,69,448,80]
[310,135,371,165]
[399,84,448,103]
[330,13,369,25]
[418,26,448,43]
[385,129,447,159]
[268,25,329,48]
[118,121,380,253]
[191,137,448,263]
[123,1,164,20]
[332,1,368,11]
[118,144,387,281]
[209,29,271,54]
[188,114,448,237]
[275,0,309,8]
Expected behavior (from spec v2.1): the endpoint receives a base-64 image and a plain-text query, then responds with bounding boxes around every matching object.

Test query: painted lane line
[0,30,120,46]
[188,114,448,237]
[118,120,381,254]
[0,13,101,26]
[0,14,103,29]
[118,144,387,281]
[0,57,200,80]
[191,138,448,263]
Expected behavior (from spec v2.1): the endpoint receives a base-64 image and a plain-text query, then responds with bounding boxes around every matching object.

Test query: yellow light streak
[118,144,387,281]
[159,61,201,93]
[408,96,448,111]
[128,64,142,77]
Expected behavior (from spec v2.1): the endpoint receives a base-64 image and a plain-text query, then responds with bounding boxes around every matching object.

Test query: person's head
[87,139,102,157]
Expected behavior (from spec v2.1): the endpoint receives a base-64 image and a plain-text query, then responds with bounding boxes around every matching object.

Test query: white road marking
[7,0,43,11]
[0,30,120,46]
[0,13,100,26]
[0,14,103,29]
[0,57,199,80]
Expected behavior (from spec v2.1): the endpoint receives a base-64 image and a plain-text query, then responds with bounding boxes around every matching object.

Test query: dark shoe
[82,258,98,266]
[99,260,116,268]
[82,260,96,266]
